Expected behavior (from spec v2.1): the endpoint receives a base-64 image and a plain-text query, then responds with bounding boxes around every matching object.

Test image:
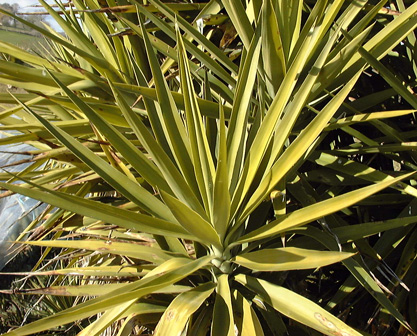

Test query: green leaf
[290,225,416,334]
[45,70,172,192]
[2,266,144,278]
[154,283,216,336]
[212,274,235,336]
[12,96,174,222]
[261,0,286,96]
[342,258,414,333]
[0,0,120,81]
[233,247,354,272]
[3,256,213,336]
[312,152,417,198]
[0,60,79,88]
[4,284,190,297]
[135,0,237,87]
[77,300,136,336]
[331,216,417,243]
[237,72,361,223]
[177,29,215,214]
[229,15,318,214]
[0,41,83,78]
[107,80,206,217]
[325,110,417,130]
[72,0,120,75]
[337,1,417,88]
[161,191,222,249]
[134,14,200,197]
[220,0,254,49]
[21,240,182,264]
[0,182,192,240]
[227,28,261,191]
[114,83,233,120]
[235,275,362,336]
[148,0,238,75]
[212,104,231,241]
[234,290,264,336]
[233,171,416,245]
[343,29,417,111]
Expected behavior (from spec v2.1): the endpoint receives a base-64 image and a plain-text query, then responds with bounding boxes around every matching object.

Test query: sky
[1,0,62,31]
[1,0,43,7]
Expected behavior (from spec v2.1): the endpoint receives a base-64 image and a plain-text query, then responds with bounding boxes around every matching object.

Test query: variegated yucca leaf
[1,0,417,335]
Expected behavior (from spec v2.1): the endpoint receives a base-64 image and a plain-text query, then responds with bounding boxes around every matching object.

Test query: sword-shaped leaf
[261,0,286,96]
[212,274,235,336]
[0,181,192,240]
[21,240,181,264]
[2,265,144,278]
[220,0,253,49]
[2,256,213,336]
[237,72,362,225]
[72,0,120,73]
[77,300,136,336]
[134,14,199,196]
[46,70,172,192]
[311,152,417,198]
[107,80,206,217]
[331,216,417,243]
[114,83,233,120]
[13,97,174,221]
[212,104,230,241]
[230,16,317,213]
[234,171,415,245]
[234,290,264,336]
[161,191,222,249]
[235,275,362,336]
[177,28,215,215]
[154,283,215,336]
[227,27,261,191]
[233,247,354,272]
[335,1,417,89]
[148,0,238,75]
[325,110,417,130]
[2,284,190,297]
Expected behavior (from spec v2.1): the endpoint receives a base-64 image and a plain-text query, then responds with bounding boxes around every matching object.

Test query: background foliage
[0,0,417,335]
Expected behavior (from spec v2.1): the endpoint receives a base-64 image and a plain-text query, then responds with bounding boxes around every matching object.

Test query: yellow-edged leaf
[154,283,215,336]
[212,274,234,336]
[233,247,354,271]
[235,275,362,336]
[233,171,416,245]
[161,191,222,249]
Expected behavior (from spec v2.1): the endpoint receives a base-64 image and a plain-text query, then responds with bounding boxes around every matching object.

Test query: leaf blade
[235,275,362,336]
[234,247,354,272]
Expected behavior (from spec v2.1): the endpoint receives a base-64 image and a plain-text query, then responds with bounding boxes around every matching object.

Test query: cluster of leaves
[0,0,417,335]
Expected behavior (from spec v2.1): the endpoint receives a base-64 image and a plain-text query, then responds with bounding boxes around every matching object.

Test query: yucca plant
[1,0,417,335]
